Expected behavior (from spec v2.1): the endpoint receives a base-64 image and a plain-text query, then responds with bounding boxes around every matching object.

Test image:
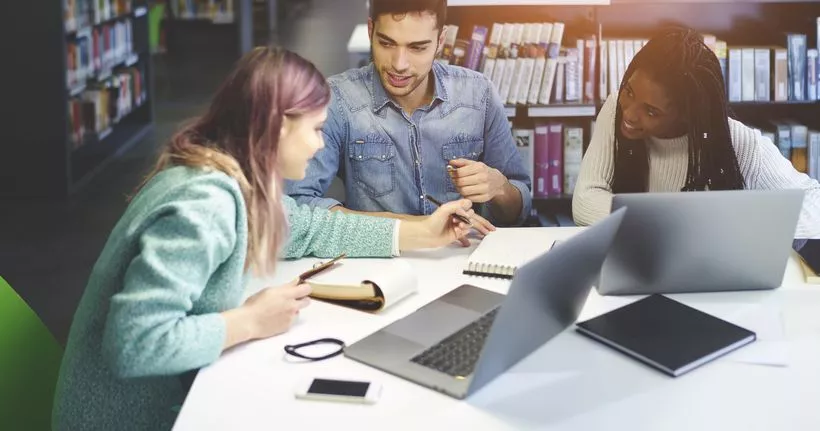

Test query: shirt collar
[368,61,450,113]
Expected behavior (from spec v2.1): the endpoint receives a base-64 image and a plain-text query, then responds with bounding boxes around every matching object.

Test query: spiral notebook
[463,228,560,279]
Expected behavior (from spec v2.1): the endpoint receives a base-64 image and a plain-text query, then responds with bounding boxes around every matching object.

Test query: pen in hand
[424,194,473,226]
[297,253,347,284]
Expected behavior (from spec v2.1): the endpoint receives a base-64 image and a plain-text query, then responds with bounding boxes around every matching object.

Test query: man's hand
[448,159,508,203]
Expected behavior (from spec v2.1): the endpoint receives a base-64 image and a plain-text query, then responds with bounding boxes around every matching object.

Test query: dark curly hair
[612,27,746,193]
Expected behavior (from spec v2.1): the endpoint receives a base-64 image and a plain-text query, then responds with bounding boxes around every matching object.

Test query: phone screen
[307,379,370,397]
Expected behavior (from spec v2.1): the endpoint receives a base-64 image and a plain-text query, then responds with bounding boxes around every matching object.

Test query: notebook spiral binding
[463,261,516,279]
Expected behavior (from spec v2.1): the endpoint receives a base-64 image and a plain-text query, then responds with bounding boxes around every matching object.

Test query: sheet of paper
[310,258,417,309]
[724,306,789,367]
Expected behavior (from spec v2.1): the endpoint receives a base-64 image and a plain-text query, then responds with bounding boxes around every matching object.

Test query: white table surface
[173,227,820,431]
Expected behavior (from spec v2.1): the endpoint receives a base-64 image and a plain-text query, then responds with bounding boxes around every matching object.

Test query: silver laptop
[343,208,627,399]
[598,189,804,296]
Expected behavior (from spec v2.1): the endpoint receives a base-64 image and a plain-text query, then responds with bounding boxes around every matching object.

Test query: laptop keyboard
[410,307,499,378]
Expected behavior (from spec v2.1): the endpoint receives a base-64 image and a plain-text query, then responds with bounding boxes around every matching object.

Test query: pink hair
[138,46,330,275]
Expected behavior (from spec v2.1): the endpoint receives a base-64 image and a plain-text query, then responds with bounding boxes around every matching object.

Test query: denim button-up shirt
[285,61,532,225]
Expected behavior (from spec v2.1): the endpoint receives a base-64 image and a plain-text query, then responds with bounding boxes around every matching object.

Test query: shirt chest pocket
[348,139,397,198]
[441,138,483,193]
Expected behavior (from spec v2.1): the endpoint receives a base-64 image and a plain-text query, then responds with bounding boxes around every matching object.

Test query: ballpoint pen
[297,253,347,283]
[424,194,473,226]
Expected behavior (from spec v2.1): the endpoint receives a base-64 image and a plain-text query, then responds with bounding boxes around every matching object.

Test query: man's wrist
[490,168,511,202]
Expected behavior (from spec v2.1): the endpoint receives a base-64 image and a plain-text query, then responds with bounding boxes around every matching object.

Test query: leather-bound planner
[306,259,417,312]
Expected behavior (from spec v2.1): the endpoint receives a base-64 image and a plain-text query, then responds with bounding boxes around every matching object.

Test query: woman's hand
[398,199,496,250]
[222,280,311,349]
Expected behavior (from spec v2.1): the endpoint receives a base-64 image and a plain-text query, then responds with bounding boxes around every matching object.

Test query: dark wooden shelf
[535,194,573,201]
[611,0,820,3]
[729,100,820,106]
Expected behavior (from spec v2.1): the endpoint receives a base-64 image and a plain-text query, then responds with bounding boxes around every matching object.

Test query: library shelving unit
[161,0,253,98]
[1,0,154,199]
[446,0,820,224]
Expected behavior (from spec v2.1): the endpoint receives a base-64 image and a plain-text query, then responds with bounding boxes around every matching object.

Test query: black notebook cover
[576,294,756,377]
[794,239,820,273]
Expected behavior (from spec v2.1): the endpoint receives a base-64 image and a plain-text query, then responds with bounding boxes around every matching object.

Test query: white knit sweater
[572,95,820,238]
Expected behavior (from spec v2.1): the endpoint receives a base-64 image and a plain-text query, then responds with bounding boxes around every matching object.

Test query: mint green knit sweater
[52,166,396,430]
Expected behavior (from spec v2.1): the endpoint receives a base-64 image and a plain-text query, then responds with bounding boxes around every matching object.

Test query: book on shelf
[69,65,146,149]
[305,259,418,312]
[538,22,565,105]
[748,121,818,179]
[438,25,459,65]
[479,23,503,80]
[788,121,809,173]
[520,121,585,199]
[465,25,488,71]
[171,0,235,23]
[499,24,525,103]
[809,131,820,179]
[526,22,553,104]
[563,126,584,194]
[513,129,535,197]
[533,125,550,197]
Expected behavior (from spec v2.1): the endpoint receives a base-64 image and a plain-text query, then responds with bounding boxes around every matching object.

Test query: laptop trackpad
[384,300,482,346]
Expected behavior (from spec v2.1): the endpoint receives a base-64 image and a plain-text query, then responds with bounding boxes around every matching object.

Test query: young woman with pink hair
[52,46,478,430]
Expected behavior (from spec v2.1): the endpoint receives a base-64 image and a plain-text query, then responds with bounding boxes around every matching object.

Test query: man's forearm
[329,205,427,221]
[489,180,524,225]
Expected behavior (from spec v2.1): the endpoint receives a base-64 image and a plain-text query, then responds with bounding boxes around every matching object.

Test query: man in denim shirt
[286,0,532,229]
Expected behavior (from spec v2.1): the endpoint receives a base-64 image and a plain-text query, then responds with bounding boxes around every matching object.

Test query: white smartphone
[294,378,381,404]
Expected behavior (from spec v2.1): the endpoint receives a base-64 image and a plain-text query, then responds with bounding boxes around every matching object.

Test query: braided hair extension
[611,27,746,193]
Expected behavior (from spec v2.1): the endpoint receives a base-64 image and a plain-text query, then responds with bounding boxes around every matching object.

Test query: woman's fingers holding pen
[465,209,496,237]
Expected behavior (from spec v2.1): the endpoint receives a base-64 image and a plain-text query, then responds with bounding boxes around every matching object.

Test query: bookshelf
[162,0,253,98]
[169,0,236,23]
[0,0,154,199]
[444,0,820,225]
[449,0,609,5]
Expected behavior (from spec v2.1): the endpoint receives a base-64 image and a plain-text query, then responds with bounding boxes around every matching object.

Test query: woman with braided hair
[573,26,820,238]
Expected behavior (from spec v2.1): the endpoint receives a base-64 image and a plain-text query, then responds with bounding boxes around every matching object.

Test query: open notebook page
[309,258,418,308]
[465,228,560,277]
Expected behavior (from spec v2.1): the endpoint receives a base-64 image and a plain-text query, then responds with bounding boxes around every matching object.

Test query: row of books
[719,36,818,103]
[754,121,820,180]
[67,18,137,92]
[598,36,819,105]
[438,22,587,106]
[440,20,820,107]
[69,65,147,149]
[513,121,590,199]
[172,0,234,23]
[511,119,819,200]
[64,0,133,33]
